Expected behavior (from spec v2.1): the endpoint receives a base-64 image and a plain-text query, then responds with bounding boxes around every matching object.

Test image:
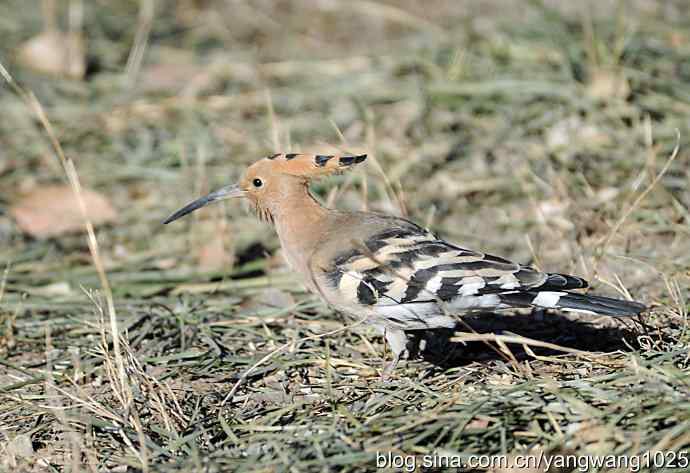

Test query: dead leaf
[10,185,117,238]
[669,31,687,49]
[586,67,629,101]
[466,418,490,429]
[140,63,203,93]
[17,30,85,79]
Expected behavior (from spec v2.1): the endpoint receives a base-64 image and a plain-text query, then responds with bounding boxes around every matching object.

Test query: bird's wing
[315,220,587,328]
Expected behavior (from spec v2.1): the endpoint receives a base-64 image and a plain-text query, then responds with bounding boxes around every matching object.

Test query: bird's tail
[499,290,646,317]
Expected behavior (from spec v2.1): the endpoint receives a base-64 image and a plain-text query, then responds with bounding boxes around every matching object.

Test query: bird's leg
[379,327,409,377]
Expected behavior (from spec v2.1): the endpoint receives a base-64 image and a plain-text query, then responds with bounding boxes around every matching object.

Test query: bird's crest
[264,153,367,178]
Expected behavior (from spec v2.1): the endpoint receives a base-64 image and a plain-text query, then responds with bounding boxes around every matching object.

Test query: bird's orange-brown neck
[264,179,329,280]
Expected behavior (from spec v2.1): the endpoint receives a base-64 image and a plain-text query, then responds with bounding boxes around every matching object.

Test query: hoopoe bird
[164,153,646,372]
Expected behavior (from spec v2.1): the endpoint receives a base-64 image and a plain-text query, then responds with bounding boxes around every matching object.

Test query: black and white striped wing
[323,224,587,329]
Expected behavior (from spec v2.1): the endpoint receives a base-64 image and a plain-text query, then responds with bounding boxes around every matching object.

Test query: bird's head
[163,153,367,224]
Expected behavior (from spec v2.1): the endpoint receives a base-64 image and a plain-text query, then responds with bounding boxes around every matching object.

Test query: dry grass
[1,0,689,471]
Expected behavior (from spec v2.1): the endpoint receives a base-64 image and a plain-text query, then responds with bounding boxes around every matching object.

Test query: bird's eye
[252,178,263,188]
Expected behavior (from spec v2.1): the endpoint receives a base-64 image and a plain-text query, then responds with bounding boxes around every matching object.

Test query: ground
[0,1,689,472]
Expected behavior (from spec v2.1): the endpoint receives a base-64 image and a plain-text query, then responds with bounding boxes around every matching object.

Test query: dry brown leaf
[10,185,117,238]
[669,31,687,49]
[17,30,85,79]
[586,67,629,101]
[140,63,203,93]
[466,418,490,429]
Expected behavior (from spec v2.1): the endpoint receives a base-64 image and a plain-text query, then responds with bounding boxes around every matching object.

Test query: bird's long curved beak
[163,184,245,224]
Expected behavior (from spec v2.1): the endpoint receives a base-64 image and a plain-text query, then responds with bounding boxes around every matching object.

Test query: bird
[163,153,646,373]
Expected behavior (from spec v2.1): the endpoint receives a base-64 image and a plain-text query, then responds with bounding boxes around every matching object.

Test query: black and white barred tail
[498,290,647,317]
